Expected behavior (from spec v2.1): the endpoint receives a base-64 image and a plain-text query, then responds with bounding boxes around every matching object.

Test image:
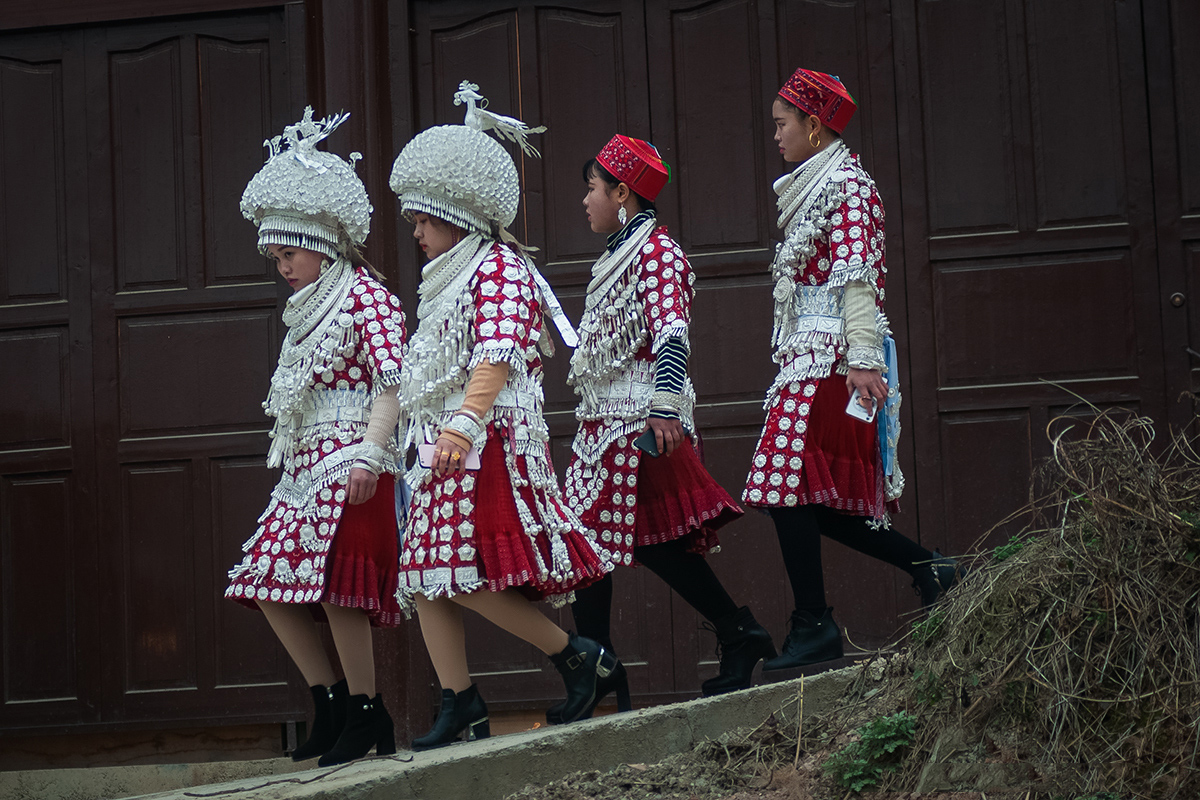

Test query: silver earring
[618,206,628,225]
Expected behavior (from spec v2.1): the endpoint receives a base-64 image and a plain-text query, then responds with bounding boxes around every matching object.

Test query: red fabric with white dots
[398,244,609,604]
[226,267,406,626]
[743,161,897,518]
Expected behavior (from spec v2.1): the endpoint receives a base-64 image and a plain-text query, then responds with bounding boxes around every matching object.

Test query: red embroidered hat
[778,68,857,133]
[595,135,670,202]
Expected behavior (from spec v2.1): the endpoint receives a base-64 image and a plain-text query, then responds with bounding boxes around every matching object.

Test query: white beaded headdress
[389,81,546,233]
[241,107,372,259]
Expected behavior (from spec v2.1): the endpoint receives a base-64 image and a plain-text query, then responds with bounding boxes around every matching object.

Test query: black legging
[769,505,934,612]
[569,538,738,650]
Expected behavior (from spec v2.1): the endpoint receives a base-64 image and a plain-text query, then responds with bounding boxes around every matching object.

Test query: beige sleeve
[843,281,886,370]
[439,361,511,450]
[351,385,399,474]
[460,361,510,419]
[362,386,400,449]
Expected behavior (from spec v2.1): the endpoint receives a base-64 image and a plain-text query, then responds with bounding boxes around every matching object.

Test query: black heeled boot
[545,659,632,725]
[912,550,965,607]
[411,684,490,751]
[700,607,777,696]
[317,693,396,766]
[762,607,843,671]
[548,632,619,724]
[290,679,348,761]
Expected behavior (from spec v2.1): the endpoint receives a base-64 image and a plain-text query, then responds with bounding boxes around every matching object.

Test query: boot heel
[376,724,396,756]
[467,716,490,741]
[614,673,632,713]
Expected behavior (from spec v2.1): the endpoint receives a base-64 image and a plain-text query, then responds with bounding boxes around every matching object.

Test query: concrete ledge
[5,668,855,800]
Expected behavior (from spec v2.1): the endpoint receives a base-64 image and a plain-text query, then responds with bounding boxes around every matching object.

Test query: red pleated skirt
[635,436,742,555]
[462,430,610,600]
[795,376,898,518]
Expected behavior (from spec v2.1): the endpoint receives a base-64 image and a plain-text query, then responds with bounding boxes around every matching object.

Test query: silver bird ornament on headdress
[453,81,547,157]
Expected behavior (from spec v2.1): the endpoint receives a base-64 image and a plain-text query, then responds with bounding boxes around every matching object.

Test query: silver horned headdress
[241,107,373,259]
[389,81,546,234]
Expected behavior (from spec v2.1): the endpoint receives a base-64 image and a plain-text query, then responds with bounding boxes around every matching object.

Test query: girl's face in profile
[267,244,325,292]
[412,213,459,260]
[773,97,819,164]
[582,169,625,235]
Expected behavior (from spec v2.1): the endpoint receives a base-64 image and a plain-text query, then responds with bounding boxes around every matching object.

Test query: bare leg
[322,603,374,696]
[257,601,337,687]
[451,589,569,656]
[414,595,472,693]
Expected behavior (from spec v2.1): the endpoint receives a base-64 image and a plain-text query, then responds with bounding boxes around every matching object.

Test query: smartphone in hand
[633,429,661,458]
[845,393,878,424]
[417,443,482,470]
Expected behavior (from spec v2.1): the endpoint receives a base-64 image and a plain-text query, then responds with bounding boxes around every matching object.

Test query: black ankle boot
[545,660,632,725]
[700,607,777,696]
[290,679,348,761]
[762,607,843,671]
[317,693,396,766]
[548,632,619,724]
[912,550,965,607]
[411,684,490,751]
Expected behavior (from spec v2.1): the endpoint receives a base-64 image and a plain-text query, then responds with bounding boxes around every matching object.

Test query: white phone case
[845,394,878,423]
[417,443,482,470]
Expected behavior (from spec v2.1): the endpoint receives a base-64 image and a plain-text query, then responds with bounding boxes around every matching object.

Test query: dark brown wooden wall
[0,0,1196,748]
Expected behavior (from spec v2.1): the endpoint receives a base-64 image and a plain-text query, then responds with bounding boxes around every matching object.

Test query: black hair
[582,157,656,213]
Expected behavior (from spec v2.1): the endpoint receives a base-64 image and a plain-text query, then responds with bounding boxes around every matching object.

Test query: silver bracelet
[445,411,486,444]
[649,390,686,413]
[351,442,387,476]
[846,345,886,372]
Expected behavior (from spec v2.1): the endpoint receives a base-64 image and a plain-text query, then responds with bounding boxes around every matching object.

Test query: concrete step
[3,668,854,800]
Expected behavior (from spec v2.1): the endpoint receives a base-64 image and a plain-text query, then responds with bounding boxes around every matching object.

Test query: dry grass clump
[905,408,1200,797]
[707,408,1200,798]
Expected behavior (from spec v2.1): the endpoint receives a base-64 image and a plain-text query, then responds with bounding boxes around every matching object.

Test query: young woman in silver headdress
[745,69,960,671]
[389,82,617,750]
[226,109,405,766]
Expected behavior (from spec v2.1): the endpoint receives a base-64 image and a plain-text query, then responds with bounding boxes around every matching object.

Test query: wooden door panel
[111,40,190,291]
[932,251,1139,386]
[121,462,198,694]
[117,311,276,436]
[899,0,1164,558]
[0,29,101,732]
[1,56,66,301]
[661,0,769,252]
[916,0,1019,236]
[535,5,649,266]
[198,36,276,287]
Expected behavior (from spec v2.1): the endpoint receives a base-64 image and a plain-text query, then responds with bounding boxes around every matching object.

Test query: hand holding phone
[633,429,660,458]
[845,393,878,423]
[417,442,481,470]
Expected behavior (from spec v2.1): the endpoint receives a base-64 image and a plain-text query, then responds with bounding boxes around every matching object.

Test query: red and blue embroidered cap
[595,135,670,202]
[778,68,857,133]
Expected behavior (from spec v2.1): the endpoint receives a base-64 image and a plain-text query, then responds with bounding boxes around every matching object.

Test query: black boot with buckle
[411,684,490,751]
[544,636,631,725]
[317,693,396,766]
[762,607,843,671]
[548,632,619,724]
[700,606,777,696]
[290,679,348,761]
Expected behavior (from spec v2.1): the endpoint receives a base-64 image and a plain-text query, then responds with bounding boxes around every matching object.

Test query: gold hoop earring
[809,129,821,149]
